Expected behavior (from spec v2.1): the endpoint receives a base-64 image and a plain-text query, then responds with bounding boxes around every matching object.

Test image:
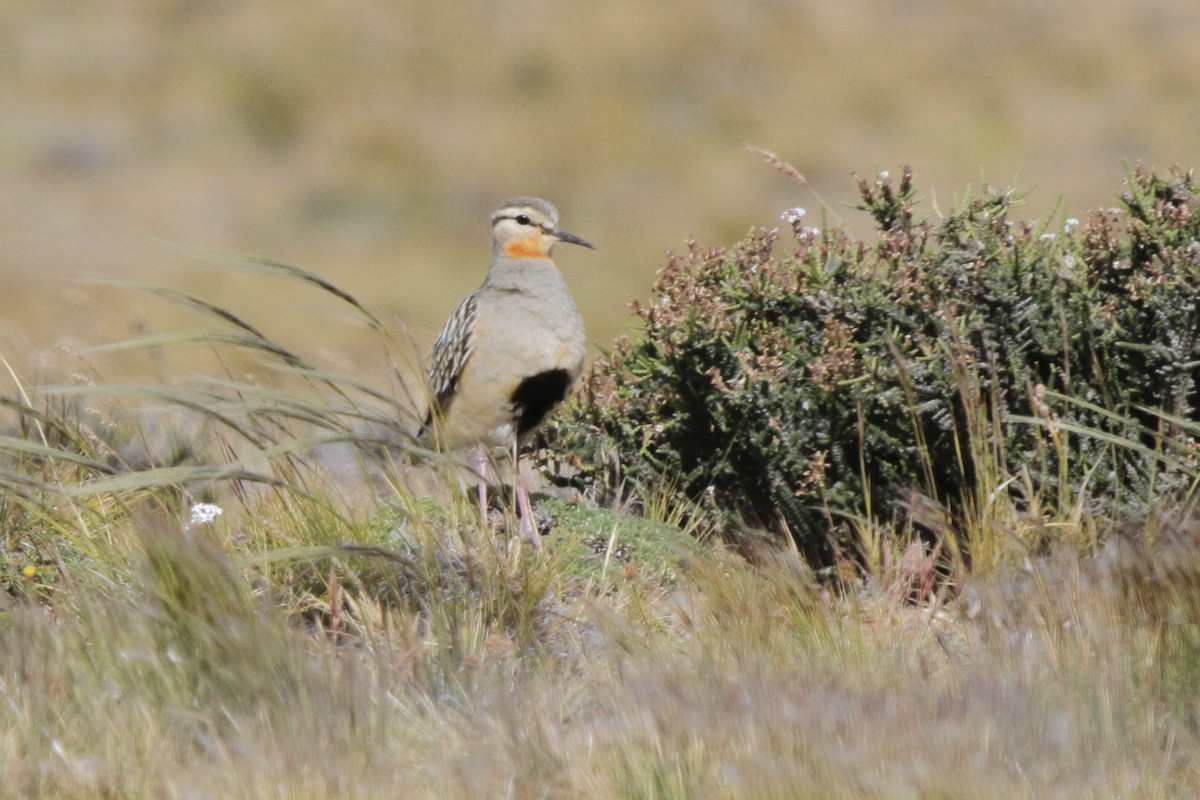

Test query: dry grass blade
[745,145,808,185]
[87,330,309,369]
[260,363,419,427]
[39,382,267,447]
[0,433,114,475]
[0,464,64,493]
[83,271,420,432]
[241,543,418,571]
[0,395,105,455]
[1014,389,1199,478]
[209,251,385,331]
[69,271,423,465]
[56,464,283,495]
[229,431,426,467]
[84,278,275,342]
[744,145,839,226]
[182,386,356,433]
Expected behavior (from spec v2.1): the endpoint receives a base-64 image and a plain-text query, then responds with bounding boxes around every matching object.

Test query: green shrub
[545,165,1200,565]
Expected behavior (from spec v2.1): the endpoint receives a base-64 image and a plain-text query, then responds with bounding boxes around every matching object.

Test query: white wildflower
[1039,233,1056,242]
[781,207,807,224]
[188,502,223,527]
[1064,218,1079,232]
[879,170,889,180]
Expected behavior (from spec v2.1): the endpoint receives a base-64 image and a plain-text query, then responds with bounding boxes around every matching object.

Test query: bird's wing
[422,292,479,432]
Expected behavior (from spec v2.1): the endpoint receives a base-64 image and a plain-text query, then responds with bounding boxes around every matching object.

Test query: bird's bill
[554,229,595,249]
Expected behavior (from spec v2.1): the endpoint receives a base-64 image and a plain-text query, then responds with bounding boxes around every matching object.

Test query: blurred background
[3,0,1199,380]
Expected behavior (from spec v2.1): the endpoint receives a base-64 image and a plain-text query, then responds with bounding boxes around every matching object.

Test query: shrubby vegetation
[547,165,1200,565]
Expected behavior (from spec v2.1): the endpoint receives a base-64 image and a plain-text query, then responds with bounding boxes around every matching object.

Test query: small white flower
[1062,255,1076,268]
[1039,233,1056,242]
[781,207,807,224]
[802,226,821,237]
[879,170,889,180]
[188,502,223,527]
[1064,218,1079,232]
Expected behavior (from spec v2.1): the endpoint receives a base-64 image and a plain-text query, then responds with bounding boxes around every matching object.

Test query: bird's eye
[515,214,531,225]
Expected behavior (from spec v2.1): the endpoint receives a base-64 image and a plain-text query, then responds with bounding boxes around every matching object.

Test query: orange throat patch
[503,234,551,260]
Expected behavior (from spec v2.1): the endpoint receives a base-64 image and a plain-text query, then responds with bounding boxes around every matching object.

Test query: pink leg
[513,446,539,546]
[474,443,489,522]
[515,469,538,545]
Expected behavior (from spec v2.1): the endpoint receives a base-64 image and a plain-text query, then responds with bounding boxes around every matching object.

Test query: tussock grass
[3,262,1200,798]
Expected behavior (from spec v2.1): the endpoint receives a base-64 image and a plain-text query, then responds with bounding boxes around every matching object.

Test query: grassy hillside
[5,173,1200,794]
[5,3,1200,794]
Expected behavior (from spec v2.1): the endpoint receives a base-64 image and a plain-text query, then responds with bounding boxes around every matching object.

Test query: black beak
[555,229,595,249]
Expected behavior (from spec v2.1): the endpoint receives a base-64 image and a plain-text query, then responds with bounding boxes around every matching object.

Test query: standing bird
[420,197,593,540]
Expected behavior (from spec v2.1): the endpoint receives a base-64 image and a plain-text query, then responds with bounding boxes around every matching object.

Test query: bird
[419,197,594,541]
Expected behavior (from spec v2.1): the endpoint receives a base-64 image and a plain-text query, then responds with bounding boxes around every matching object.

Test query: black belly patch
[511,369,572,440]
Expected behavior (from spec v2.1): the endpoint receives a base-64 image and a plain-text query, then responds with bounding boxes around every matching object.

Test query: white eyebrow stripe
[493,212,553,233]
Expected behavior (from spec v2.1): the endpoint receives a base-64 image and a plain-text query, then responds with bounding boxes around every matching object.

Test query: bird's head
[491,197,594,260]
